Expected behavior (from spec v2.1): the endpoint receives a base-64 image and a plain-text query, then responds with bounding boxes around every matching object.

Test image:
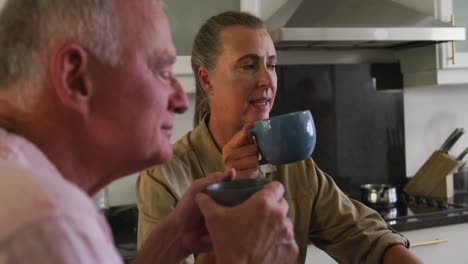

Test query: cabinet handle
[411,239,448,248]
[451,15,456,65]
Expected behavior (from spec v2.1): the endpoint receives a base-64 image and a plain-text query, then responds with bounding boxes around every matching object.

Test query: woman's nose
[257,64,275,88]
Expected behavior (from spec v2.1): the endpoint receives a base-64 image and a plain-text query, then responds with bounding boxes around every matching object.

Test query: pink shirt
[0,128,122,263]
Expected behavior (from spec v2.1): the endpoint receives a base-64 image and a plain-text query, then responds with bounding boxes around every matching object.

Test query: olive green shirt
[136,118,408,264]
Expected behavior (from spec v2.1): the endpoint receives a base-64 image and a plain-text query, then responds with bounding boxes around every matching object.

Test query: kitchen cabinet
[305,223,468,263]
[438,0,468,69]
[240,0,286,20]
[399,0,468,86]
[165,0,239,56]
[165,0,239,93]
[173,56,195,94]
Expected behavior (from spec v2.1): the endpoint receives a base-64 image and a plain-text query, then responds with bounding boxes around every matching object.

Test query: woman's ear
[50,43,93,115]
[198,67,214,95]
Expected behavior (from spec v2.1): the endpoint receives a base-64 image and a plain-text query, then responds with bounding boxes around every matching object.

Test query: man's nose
[169,78,189,114]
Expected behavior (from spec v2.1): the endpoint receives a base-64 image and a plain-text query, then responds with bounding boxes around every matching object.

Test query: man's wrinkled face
[89,0,188,175]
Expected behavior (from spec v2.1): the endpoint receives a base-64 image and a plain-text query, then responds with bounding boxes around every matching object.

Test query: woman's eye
[242,64,256,70]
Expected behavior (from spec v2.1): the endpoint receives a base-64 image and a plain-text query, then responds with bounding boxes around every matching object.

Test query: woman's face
[207,26,277,129]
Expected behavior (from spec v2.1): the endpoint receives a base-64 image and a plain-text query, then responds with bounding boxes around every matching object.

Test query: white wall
[106,93,196,206]
[404,84,468,176]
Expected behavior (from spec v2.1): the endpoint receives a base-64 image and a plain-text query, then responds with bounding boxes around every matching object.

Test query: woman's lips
[249,99,270,110]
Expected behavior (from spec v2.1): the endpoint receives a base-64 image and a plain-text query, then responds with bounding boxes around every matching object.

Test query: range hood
[265,0,466,50]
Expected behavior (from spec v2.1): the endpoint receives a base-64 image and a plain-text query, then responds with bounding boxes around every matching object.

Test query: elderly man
[0,0,297,263]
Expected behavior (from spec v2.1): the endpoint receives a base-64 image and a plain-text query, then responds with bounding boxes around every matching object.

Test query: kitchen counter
[108,193,468,261]
[306,222,468,264]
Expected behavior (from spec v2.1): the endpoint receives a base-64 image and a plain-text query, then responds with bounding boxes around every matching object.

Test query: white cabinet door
[165,1,240,93]
[397,0,468,86]
[165,0,239,56]
[403,223,468,264]
[437,0,468,69]
[173,56,195,94]
[240,0,287,20]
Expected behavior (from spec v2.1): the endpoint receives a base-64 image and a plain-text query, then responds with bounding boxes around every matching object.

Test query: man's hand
[174,170,235,253]
[196,180,299,263]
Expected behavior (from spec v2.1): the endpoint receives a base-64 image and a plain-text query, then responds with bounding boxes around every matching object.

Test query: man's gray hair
[0,0,121,86]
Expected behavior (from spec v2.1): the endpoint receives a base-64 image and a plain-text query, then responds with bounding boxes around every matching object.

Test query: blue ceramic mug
[249,110,316,165]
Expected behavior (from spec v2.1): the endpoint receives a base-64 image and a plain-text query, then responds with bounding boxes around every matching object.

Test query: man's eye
[268,64,277,70]
[159,71,171,80]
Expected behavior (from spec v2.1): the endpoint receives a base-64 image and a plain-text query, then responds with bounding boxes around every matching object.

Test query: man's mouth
[162,124,173,130]
[162,124,173,136]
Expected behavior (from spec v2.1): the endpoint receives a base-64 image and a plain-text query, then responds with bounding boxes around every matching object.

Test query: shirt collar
[0,127,63,179]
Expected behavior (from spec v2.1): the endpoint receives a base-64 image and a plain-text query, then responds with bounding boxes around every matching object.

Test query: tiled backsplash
[405,84,468,177]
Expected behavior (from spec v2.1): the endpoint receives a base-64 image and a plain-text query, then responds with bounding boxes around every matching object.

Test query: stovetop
[355,192,468,231]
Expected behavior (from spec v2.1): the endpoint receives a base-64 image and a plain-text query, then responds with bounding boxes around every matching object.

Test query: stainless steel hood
[266,0,466,50]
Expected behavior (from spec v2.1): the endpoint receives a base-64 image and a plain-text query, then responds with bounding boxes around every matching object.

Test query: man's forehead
[148,46,176,65]
[117,0,170,46]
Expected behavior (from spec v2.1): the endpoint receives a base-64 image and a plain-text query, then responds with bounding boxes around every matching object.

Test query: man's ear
[50,43,93,114]
[197,67,214,95]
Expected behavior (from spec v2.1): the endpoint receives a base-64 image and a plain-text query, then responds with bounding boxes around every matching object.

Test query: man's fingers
[195,193,220,218]
[277,196,290,216]
[191,169,235,193]
[258,181,285,201]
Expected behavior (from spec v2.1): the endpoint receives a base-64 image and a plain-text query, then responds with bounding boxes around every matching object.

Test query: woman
[137,11,419,264]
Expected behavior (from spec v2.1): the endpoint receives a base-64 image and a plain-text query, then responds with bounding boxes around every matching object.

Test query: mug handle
[248,129,268,165]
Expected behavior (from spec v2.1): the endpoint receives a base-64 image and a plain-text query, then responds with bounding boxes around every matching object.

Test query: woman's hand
[222,123,260,179]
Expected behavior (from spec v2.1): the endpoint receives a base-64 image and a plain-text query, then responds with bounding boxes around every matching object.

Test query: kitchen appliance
[360,184,398,209]
[350,191,468,231]
[243,0,465,50]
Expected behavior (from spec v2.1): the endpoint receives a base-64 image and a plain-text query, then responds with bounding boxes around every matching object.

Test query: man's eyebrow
[153,53,176,67]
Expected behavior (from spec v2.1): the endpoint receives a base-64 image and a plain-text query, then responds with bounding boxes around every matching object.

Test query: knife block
[404,151,460,198]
